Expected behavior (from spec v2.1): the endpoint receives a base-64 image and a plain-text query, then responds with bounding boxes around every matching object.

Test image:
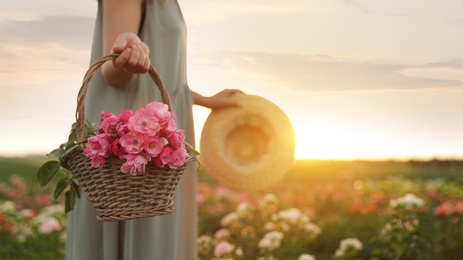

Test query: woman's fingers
[112,43,150,73]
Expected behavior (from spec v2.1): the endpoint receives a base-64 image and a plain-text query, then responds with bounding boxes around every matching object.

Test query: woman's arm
[101,0,150,88]
[191,89,243,110]
[100,0,242,108]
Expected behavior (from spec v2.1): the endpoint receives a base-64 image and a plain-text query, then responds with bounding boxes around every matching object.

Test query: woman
[65,0,240,259]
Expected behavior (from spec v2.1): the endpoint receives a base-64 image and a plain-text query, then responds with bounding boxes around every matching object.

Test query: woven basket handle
[76,53,171,144]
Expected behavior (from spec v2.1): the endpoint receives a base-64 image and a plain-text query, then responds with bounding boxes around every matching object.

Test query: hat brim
[200,94,295,190]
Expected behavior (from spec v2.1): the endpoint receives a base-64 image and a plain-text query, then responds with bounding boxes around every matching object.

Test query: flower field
[1,158,463,259]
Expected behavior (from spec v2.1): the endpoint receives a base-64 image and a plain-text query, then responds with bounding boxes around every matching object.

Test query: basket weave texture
[61,54,193,221]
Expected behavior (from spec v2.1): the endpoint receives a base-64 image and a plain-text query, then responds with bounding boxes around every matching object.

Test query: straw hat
[200,93,295,190]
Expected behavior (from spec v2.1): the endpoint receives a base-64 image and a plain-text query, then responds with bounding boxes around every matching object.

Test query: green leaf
[37,161,61,186]
[48,144,66,158]
[54,178,70,200]
[71,180,81,198]
[65,190,77,213]
[66,130,77,148]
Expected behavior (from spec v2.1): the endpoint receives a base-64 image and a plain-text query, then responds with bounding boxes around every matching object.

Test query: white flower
[336,237,363,256]
[259,193,279,208]
[258,237,272,249]
[235,247,243,256]
[0,200,16,213]
[278,208,303,225]
[389,193,424,210]
[197,235,212,245]
[258,231,284,250]
[236,202,253,216]
[305,223,321,238]
[280,221,290,231]
[339,238,363,251]
[265,231,284,241]
[220,212,239,227]
[298,253,316,260]
[39,217,61,235]
[258,237,281,250]
[19,209,35,218]
[264,221,275,231]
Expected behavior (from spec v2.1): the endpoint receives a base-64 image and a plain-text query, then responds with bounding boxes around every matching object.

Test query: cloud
[196,51,463,91]
[0,15,94,49]
[185,0,313,24]
[343,0,409,17]
[401,60,463,82]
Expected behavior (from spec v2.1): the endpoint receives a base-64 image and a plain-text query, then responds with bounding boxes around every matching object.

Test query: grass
[2,156,463,186]
[0,156,50,184]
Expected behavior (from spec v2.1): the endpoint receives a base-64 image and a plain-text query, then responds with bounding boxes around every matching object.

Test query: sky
[1,0,463,160]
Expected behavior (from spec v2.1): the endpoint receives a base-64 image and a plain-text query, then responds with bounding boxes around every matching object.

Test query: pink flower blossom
[119,132,146,154]
[152,146,186,168]
[90,155,106,168]
[168,147,187,168]
[128,108,161,136]
[144,136,164,157]
[164,115,177,133]
[146,101,170,125]
[434,201,454,216]
[84,134,111,158]
[214,241,234,257]
[153,146,174,167]
[98,112,119,135]
[110,139,126,157]
[116,110,133,136]
[85,101,189,174]
[120,154,151,175]
[167,130,185,149]
[119,109,133,124]
[39,217,61,235]
[455,201,463,214]
[36,195,51,206]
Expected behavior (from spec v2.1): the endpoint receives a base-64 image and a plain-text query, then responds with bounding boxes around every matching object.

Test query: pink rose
[116,122,129,136]
[168,147,187,169]
[153,146,186,168]
[39,217,61,235]
[98,112,119,135]
[99,111,114,122]
[128,108,161,136]
[167,130,185,149]
[120,153,150,175]
[110,139,126,157]
[164,114,177,133]
[153,146,174,167]
[214,241,234,257]
[146,101,170,125]
[90,155,105,168]
[119,132,146,154]
[144,136,164,157]
[119,109,133,124]
[84,134,111,158]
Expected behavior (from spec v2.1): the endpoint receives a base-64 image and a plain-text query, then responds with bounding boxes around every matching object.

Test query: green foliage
[37,161,60,186]
[35,121,95,213]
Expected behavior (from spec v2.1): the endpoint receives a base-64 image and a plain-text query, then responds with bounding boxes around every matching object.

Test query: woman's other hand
[192,89,244,110]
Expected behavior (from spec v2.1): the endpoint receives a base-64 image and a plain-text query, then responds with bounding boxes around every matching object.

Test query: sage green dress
[65,0,197,259]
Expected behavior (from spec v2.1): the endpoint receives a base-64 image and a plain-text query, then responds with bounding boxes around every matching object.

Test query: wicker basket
[60,54,193,221]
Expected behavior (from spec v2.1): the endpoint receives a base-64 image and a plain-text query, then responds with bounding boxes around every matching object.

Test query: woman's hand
[192,89,244,110]
[101,32,151,88]
[111,32,150,74]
